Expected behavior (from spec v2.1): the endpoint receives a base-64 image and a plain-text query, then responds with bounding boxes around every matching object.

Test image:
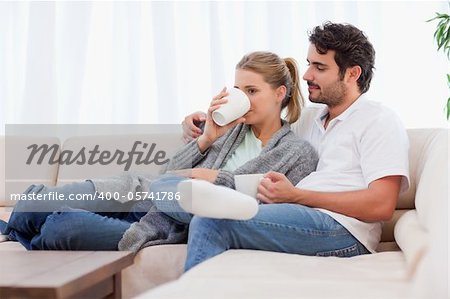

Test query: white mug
[234,173,264,198]
[212,87,250,126]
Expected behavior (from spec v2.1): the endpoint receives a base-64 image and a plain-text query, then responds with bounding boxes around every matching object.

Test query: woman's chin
[243,117,254,125]
[242,112,255,124]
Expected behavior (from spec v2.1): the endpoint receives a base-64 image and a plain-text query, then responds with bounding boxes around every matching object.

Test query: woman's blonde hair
[236,51,304,123]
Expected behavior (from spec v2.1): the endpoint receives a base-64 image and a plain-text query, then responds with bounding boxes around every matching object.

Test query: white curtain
[1,1,448,132]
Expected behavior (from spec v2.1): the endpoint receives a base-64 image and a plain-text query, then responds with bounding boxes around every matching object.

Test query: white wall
[0,1,448,130]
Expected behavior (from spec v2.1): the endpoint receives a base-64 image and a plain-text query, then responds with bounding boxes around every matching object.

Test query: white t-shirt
[291,95,410,253]
[221,127,262,172]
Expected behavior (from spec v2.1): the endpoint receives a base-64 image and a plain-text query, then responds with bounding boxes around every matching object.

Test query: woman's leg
[4,181,129,247]
[144,175,193,224]
[185,204,370,271]
[29,207,131,250]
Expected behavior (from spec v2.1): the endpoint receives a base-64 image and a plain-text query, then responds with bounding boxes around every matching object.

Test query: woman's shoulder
[282,130,313,147]
[279,131,318,156]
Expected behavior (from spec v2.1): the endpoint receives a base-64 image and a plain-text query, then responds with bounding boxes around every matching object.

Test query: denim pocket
[315,243,360,257]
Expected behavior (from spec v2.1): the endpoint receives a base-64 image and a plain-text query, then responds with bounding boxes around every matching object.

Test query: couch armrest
[394,210,428,278]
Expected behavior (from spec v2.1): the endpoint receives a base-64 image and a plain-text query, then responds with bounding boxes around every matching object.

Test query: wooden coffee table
[0,251,133,299]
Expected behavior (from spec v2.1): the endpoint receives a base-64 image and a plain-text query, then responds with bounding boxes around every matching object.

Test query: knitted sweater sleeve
[283,140,318,186]
[165,139,209,171]
[214,169,235,188]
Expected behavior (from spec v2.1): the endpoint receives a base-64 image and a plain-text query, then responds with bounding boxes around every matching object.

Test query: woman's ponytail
[283,57,304,124]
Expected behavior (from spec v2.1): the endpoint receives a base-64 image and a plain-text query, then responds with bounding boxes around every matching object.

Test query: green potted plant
[428,4,450,119]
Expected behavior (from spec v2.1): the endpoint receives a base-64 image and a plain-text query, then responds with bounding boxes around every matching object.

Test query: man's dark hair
[308,22,375,94]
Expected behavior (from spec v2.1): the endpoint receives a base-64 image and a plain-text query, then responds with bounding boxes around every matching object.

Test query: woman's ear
[276,85,287,103]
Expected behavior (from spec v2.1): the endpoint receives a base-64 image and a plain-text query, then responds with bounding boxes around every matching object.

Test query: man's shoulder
[358,98,392,114]
[355,98,402,125]
[351,99,408,143]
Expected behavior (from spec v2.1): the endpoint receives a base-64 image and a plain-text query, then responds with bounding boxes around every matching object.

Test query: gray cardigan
[92,121,318,195]
[92,121,318,252]
[166,120,318,189]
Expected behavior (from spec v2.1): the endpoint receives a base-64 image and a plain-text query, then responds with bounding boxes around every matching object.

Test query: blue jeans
[2,175,191,250]
[185,203,370,271]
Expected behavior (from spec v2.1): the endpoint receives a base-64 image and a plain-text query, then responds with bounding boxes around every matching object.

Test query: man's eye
[248,89,256,94]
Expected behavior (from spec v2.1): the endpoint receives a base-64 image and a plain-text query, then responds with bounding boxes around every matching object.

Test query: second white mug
[235,173,264,199]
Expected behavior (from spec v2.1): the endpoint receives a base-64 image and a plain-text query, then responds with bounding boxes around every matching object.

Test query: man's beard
[308,79,347,108]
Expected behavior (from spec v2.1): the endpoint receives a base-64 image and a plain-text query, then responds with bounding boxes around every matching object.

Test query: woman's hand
[170,168,219,183]
[190,168,219,183]
[256,171,298,204]
[197,87,246,153]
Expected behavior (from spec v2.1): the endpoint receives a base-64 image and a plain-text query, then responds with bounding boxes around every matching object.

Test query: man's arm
[257,172,402,222]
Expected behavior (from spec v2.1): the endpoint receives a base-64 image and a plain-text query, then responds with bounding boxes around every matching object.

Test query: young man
[182,22,409,271]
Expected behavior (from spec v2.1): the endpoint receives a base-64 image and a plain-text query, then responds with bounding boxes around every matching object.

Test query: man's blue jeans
[2,176,369,270]
[2,175,191,250]
[185,203,370,271]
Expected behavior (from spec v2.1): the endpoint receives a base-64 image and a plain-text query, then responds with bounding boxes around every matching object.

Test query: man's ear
[346,65,362,84]
[276,85,287,103]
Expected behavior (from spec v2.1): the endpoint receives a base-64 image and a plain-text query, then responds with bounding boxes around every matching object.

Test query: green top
[221,126,262,172]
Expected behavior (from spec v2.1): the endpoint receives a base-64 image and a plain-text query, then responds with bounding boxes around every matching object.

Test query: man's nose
[303,67,313,82]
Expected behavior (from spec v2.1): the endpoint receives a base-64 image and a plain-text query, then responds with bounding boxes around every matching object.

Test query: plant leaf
[447,97,450,120]
[429,10,450,120]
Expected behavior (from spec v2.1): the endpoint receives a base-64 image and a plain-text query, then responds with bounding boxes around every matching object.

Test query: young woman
[1,51,318,253]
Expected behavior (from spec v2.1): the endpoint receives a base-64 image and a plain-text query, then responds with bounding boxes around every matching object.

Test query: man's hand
[182,111,207,143]
[257,171,297,204]
[170,168,219,183]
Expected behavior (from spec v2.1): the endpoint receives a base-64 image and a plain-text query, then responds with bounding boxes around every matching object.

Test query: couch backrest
[378,128,448,251]
[408,129,448,232]
[0,136,60,207]
[0,129,447,252]
[56,134,184,186]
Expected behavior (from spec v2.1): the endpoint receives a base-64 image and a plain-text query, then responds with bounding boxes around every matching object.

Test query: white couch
[0,124,448,298]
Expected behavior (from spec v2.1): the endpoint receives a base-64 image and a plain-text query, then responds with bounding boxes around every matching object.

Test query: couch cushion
[120,244,187,299]
[0,136,60,205]
[141,249,410,299]
[379,209,408,244]
[144,278,414,299]
[0,241,27,251]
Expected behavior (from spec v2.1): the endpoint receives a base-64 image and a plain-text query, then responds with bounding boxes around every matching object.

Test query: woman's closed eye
[247,88,258,95]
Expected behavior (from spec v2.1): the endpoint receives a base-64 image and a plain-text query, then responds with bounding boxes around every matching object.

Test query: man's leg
[185,203,369,271]
[30,207,131,250]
